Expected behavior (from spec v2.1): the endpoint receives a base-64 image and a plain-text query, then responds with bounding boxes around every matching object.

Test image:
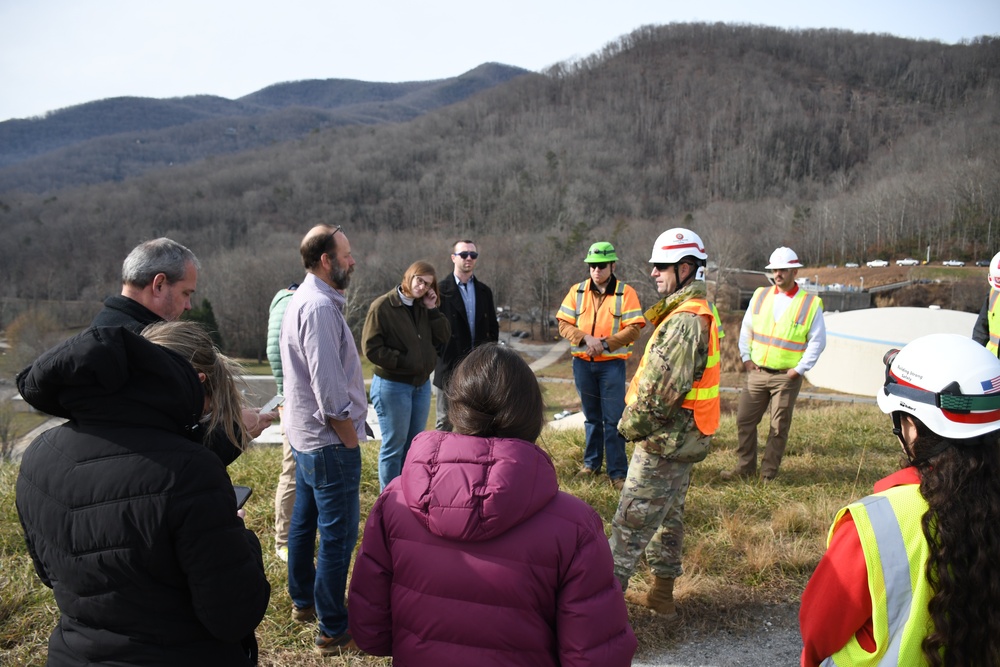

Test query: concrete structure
[806,306,978,397]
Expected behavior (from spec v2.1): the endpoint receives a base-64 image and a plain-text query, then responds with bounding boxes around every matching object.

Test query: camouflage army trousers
[609,447,694,590]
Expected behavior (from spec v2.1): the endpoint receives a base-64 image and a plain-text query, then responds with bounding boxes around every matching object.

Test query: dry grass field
[0,397,900,666]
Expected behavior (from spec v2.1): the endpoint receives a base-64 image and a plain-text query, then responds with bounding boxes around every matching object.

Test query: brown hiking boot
[575,466,597,478]
[611,478,625,492]
[625,576,678,619]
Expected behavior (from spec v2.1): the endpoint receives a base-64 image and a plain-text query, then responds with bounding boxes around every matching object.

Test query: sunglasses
[454,251,479,260]
[588,262,609,270]
[652,263,672,271]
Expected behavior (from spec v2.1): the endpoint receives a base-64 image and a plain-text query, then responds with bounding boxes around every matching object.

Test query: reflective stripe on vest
[749,288,822,369]
[988,289,1000,355]
[558,279,643,360]
[821,485,933,667]
[626,298,720,435]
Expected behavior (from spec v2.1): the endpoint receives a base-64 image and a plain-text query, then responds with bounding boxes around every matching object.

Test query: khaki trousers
[734,369,803,477]
[273,409,297,549]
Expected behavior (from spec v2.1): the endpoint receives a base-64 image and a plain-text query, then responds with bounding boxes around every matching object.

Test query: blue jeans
[573,357,628,479]
[371,375,431,489]
[287,444,361,638]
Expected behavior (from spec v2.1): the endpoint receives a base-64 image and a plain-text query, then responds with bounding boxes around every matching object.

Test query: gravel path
[635,604,802,667]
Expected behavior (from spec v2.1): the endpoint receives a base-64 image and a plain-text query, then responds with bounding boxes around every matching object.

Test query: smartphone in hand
[260,395,284,413]
[234,485,253,509]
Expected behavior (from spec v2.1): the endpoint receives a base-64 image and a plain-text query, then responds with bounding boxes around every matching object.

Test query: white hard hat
[649,228,707,264]
[988,250,1000,290]
[765,247,802,270]
[877,333,1000,440]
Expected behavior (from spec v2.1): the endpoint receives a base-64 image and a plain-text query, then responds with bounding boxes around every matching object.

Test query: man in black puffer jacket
[89,237,274,465]
[16,327,270,666]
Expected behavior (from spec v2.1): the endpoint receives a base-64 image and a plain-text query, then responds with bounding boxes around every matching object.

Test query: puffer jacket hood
[400,429,559,542]
[17,326,204,440]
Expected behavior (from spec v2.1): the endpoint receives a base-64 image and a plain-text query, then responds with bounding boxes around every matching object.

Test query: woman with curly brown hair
[800,333,1000,667]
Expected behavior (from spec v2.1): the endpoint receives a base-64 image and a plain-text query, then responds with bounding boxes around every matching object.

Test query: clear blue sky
[1,0,998,122]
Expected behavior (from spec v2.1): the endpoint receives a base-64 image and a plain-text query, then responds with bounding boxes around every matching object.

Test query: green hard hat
[584,241,618,263]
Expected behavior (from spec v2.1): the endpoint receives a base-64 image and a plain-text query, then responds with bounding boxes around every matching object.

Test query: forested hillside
[1,23,998,358]
[0,63,528,186]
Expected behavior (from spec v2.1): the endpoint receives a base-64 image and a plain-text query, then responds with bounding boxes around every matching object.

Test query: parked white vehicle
[896,258,919,266]
[845,262,859,268]
[942,259,965,267]
[866,259,889,268]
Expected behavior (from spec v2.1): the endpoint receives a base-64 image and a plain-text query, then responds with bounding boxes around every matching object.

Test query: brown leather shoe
[719,468,754,481]
[611,478,625,491]
[315,631,359,656]
[575,466,597,477]
[292,605,316,623]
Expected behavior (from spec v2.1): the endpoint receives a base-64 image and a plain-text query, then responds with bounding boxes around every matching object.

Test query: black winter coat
[16,327,270,666]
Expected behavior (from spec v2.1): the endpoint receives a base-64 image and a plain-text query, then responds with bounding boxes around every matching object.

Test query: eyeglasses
[588,262,609,270]
[454,251,479,260]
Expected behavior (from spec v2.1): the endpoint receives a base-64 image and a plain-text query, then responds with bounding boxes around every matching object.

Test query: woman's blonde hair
[141,321,250,450]
[400,261,439,300]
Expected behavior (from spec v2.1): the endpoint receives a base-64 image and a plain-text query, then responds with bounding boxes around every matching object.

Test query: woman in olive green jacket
[362,261,451,489]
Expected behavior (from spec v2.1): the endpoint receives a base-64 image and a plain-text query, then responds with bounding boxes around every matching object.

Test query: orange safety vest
[557,278,644,361]
[626,298,720,435]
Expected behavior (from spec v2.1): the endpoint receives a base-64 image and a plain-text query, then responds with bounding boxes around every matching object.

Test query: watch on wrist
[602,340,610,353]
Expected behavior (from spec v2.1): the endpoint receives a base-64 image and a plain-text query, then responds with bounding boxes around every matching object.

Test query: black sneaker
[314,631,358,656]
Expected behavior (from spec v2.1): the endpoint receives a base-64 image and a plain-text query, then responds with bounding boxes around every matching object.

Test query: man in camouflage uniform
[609,228,721,619]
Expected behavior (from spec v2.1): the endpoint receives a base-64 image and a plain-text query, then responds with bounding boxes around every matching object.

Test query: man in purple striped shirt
[279,224,367,655]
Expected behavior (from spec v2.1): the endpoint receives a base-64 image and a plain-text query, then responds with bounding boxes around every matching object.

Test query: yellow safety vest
[710,301,725,340]
[626,298,720,435]
[987,289,999,356]
[822,484,934,667]
[749,287,822,370]
[557,278,644,361]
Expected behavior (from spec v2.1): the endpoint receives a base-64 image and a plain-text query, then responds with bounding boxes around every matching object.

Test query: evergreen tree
[183,298,224,348]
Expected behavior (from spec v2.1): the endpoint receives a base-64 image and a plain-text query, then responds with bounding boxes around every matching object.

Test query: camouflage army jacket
[618,281,711,460]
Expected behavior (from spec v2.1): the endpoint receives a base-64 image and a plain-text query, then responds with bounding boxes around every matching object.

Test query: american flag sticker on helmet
[983,376,1000,393]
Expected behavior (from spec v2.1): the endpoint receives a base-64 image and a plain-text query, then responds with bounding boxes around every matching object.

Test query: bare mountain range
[0,62,529,191]
[0,23,998,357]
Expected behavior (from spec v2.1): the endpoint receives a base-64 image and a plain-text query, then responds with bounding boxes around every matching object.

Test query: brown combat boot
[625,576,678,619]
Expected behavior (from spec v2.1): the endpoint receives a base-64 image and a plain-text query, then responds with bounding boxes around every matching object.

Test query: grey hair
[121,238,200,287]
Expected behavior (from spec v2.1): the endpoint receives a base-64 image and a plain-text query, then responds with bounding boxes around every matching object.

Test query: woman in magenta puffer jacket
[348,343,637,667]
